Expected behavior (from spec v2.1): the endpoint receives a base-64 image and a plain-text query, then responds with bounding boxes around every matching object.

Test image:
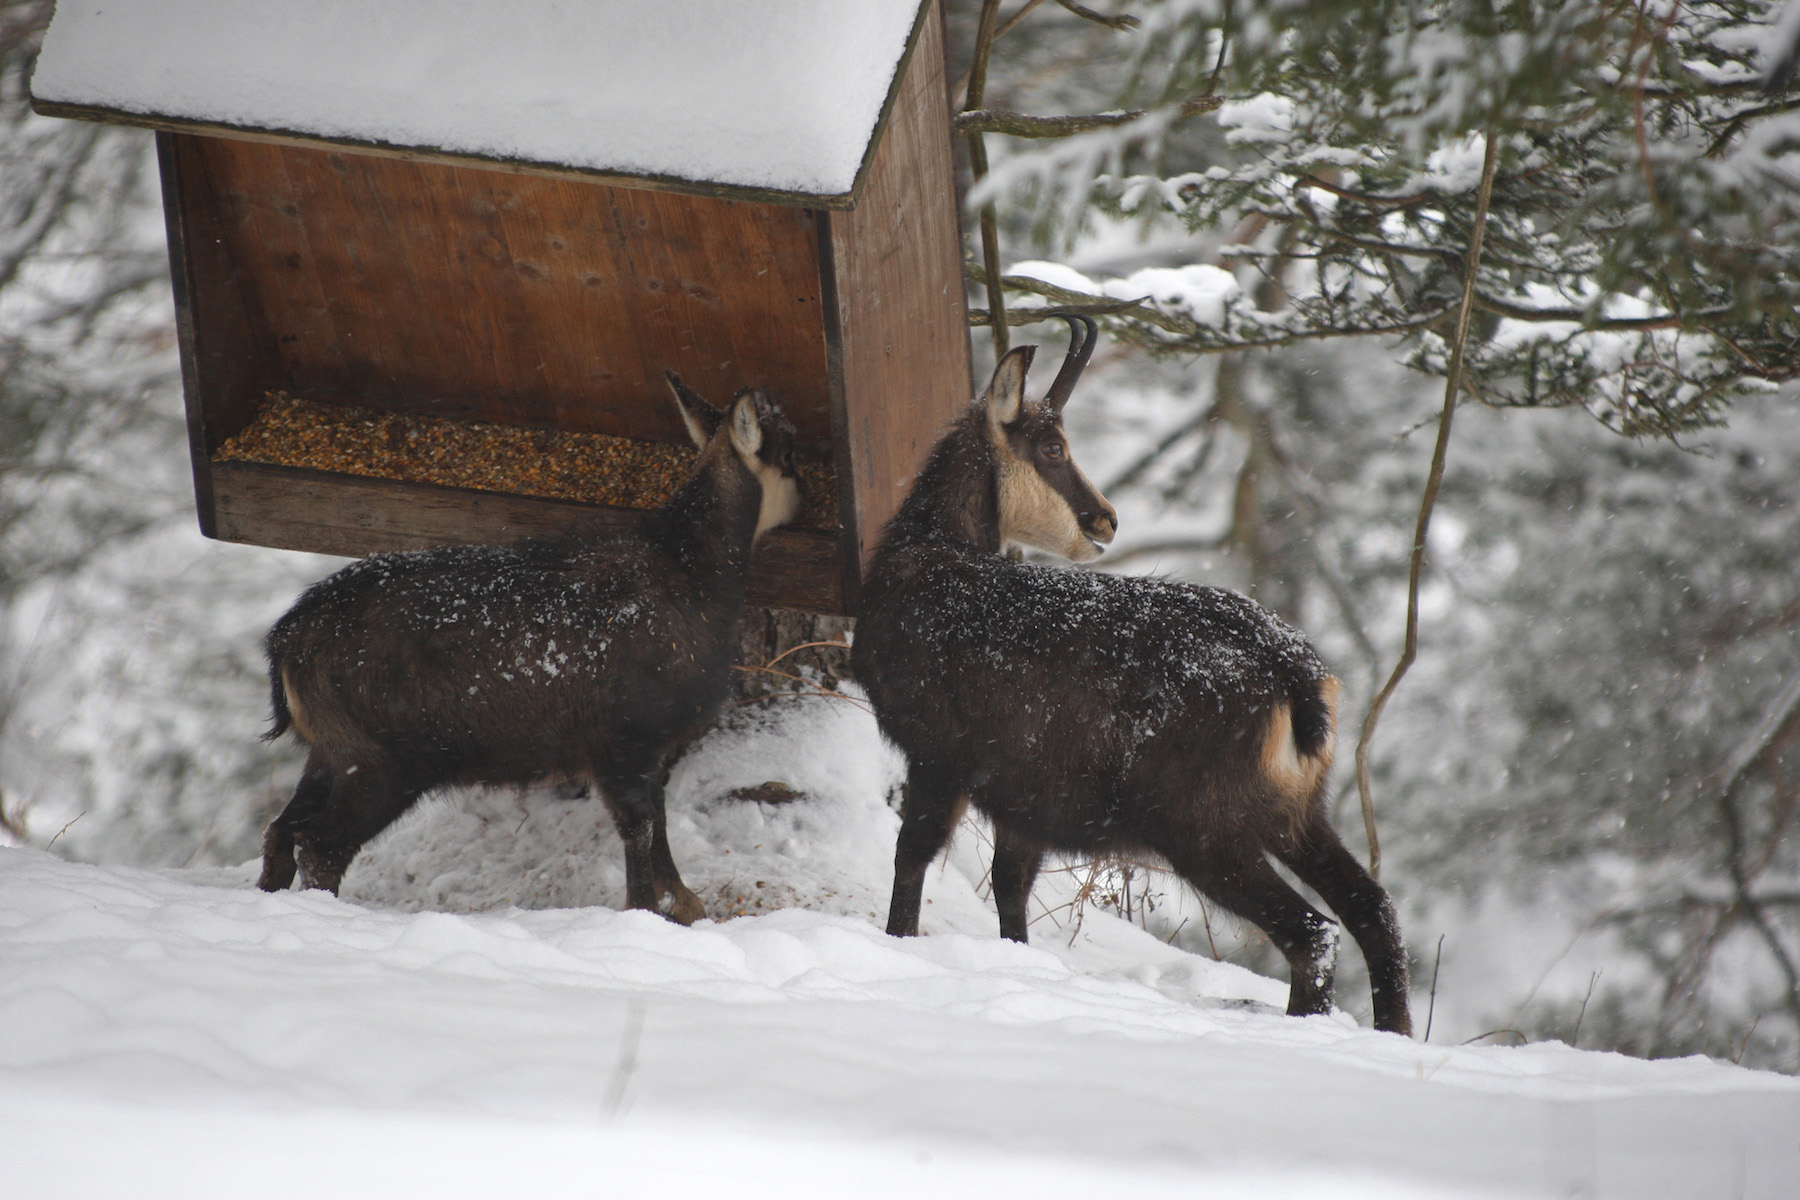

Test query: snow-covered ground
[5,697,1797,1199]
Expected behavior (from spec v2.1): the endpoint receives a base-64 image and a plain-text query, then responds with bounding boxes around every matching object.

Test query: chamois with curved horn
[256,375,801,920]
[853,315,1411,1034]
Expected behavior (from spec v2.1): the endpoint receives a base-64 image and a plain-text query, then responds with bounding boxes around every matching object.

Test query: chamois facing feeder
[258,376,800,916]
[854,316,1413,1035]
[29,0,969,615]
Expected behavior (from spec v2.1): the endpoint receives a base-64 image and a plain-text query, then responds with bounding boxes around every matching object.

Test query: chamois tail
[1259,674,1340,805]
[263,657,292,743]
[1290,674,1341,766]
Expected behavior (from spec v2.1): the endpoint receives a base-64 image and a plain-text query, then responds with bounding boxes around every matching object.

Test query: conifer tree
[973,0,1798,436]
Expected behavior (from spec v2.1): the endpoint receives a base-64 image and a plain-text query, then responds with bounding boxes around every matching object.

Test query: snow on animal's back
[272,541,664,664]
[879,543,1327,714]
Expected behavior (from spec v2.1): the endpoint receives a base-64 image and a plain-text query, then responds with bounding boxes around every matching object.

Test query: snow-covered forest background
[3,0,1798,1083]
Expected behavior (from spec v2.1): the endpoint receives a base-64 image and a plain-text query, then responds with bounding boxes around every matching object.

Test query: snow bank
[5,841,1798,1199]
[3,694,1797,1198]
[32,0,923,197]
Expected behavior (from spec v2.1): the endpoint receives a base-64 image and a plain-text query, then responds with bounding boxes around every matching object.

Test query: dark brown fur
[256,380,800,921]
[852,332,1412,1034]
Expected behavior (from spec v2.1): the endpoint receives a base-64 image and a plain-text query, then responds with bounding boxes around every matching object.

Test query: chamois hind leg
[257,754,331,891]
[990,821,1045,944]
[1276,820,1414,1036]
[886,767,967,938]
[291,765,423,896]
[1167,845,1341,1019]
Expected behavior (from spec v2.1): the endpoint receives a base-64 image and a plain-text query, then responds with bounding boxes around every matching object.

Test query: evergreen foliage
[982,0,1799,435]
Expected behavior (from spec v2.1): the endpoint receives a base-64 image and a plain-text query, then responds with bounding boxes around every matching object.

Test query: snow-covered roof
[30,0,930,206]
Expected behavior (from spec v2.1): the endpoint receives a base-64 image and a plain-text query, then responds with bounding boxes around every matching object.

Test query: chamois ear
[665,369,724,450]
[727,390,764,458]
[982,345,1037,428]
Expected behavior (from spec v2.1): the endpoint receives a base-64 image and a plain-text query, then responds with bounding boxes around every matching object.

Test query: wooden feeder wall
[140,3,968,615]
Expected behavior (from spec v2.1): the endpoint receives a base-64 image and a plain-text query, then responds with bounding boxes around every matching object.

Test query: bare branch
[956,94,1221,138]
[966,0,1010,357]
[968,296,1152,326]
[1354,128,1503,881]
[1607,890,1800,921]
[1715,666,1800,800]
[1720,783,1800,1034]
[1091,535,1228,568]
[0,124,103,291]
[1103,403,1216,492]
[1053,0,1140,31]
[1695,663,1800,1031]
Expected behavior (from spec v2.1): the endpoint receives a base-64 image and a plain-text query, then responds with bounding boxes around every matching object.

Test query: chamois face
[726,389,802,539]
[666,372,802,540]
[983,347,1117,562]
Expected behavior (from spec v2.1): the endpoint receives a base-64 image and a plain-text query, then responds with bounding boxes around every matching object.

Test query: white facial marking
[991,422,1096,561]
[754,462,801,538]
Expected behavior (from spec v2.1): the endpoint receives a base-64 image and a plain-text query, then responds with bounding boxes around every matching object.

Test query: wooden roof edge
[29,0,942,212]
[839,0,939,209]
[29,98,864,212]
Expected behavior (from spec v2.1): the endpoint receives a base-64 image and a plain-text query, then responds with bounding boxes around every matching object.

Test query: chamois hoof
[255,862,295,892]
[256,825,297,892]
[662,883,707,926]
[293,845,346,896]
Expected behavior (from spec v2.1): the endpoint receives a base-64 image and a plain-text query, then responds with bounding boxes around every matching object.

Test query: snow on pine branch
[973,0,1799,435]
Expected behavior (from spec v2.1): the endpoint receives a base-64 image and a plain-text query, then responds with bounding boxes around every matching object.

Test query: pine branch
[1472,294,1737,331]
[1271,229,1736,331]
[968,263,1461,349]
[1294,173,1445,210]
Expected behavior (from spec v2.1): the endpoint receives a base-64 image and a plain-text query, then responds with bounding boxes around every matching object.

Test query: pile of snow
[31,0,923,196]
[4,695,1798,1198]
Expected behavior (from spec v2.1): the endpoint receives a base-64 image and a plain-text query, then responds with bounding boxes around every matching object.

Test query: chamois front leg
[990,821,1045,944]
[600,775,667,917]
[645,771,705,925]
[600,772,701,924]
[886,769,968,938]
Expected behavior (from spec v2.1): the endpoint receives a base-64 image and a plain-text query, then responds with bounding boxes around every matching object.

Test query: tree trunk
[732,606,853,701]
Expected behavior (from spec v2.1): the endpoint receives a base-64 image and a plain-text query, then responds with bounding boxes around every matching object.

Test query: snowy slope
[4,697,1797,1199]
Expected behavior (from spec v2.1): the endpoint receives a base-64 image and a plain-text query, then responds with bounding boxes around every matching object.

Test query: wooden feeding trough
[30,0,971,615]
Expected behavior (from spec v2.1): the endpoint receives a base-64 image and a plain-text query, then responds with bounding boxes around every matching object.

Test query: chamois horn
[1041,312,1097,415]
